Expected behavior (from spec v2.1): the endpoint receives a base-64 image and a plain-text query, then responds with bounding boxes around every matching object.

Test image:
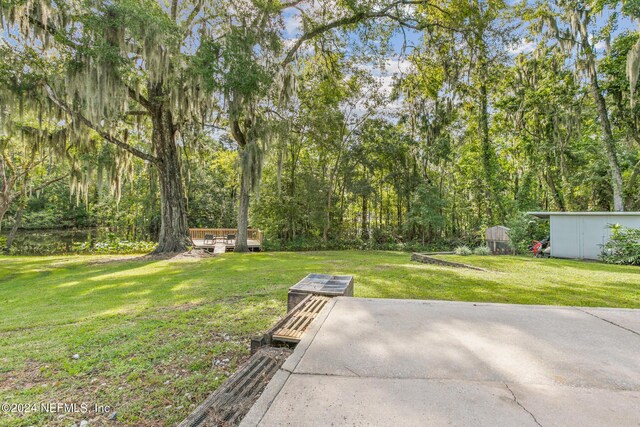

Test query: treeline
[1,1,639,252]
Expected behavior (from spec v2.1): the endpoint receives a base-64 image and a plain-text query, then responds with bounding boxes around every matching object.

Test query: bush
[454,245,472,256]
[601,225,640,265]
[79,239,157,254]
[370,227,398,245]
[261,235,458,253]
[4,230,157,255]
[473,245,492,255]
[506,212,549,254]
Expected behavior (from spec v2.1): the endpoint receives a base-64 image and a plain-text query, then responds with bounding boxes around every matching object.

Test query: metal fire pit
[287,273,354,311]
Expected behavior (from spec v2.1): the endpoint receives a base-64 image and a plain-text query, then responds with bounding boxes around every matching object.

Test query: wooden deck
[189,228,262,253]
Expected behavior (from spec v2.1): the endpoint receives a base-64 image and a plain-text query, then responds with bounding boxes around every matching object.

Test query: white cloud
[509,39,536,55]
[283,12,302,38]
[383,58,412,74]
[377,75,396,96]
[357,58,413,76]
[594,40,607,52]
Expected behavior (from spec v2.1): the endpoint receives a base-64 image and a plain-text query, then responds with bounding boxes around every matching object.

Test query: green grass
[1,251,639,426]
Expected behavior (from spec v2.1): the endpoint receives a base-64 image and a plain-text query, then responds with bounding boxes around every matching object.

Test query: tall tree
[1,0,220,252]
[534,0,625,210]
[0,52,69,235]
[212,0,465,251]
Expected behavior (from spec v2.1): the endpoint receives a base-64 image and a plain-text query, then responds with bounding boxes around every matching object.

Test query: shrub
[506,212,549,254]
[87,238,157,254]
[454,245,472,256]
[261,235,459,253]
[601,225,640,265]
[473,245,492,255]
[370,227,398,245]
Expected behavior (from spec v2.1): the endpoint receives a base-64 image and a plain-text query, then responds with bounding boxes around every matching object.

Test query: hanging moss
[627,38,640,106]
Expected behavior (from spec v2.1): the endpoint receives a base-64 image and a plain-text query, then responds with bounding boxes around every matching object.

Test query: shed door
[551,216,582,259]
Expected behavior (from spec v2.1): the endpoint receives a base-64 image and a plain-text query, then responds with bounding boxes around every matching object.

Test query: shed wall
[485,226,510,242]
[550,215,640,259]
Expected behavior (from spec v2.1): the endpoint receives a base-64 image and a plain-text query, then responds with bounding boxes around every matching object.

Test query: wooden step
[272,295,331,343]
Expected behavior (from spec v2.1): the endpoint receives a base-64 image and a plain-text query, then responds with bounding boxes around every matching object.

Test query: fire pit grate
[178,347,291,427]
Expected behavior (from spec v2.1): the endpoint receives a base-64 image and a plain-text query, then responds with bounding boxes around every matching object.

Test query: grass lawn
[1,251,639,426]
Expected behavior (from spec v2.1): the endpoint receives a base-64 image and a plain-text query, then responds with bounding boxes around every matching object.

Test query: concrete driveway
[241,298,640,427]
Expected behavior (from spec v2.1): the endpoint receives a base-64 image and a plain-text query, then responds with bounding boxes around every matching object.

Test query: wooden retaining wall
[411,253,487,271]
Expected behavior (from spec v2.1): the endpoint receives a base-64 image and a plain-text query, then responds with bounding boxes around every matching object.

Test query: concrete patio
[241,298,640,426]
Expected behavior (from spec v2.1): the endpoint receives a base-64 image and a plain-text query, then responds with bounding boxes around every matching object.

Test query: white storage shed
[528,212,640,260]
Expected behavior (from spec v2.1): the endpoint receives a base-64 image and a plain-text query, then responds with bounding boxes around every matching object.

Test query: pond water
[0,228,153,255]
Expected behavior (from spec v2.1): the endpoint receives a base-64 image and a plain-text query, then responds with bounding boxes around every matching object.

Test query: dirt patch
[88,250,216,265]
[0,360,49,392]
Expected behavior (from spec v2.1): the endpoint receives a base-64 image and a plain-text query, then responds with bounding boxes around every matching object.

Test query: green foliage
[2,0,640,257]
[473,245,492,255]
[406,184,447,241]
[454,245,472,255]
[261,235,454,253]
[506,212,549,254]
[75,234,157,254]
[601,224,640,265]
[4,231,157,255]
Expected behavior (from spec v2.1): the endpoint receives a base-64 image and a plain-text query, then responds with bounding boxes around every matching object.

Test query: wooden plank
[191,238,261,251]
[189,228,263,244]
[251,294,315,352]
[272,295,331,343]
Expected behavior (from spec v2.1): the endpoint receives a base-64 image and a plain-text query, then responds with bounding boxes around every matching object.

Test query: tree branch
[127,86,152,111]
[283,11,369,65]
[30,173,69,193]
[27,16,81,50]
[184,0,204,29]
[279,0,304,10]
[0,156,7,195]
[43,83,159,164]
[28,14,153,113]
[281,1,460,65]
[171,0,179,22]
[231,119,247,147]
[126,110,151,117]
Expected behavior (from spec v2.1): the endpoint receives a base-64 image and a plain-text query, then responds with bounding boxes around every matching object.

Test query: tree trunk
[478,49,495,223]
[397,193,402,232]
[235,167,250,252]
[229,118,256,253]
[361,195,369,241]
[589,76,625,211]
[5,198,25,252]
[581,29,625,211]
[289,144,299,241]
[0,158,14,234]
[151,102,191,253]
[148,162,159,240]
[543,123,566,211]
[322,155,342,242]
[323,191,332,242]
[544,172,566,211]
[0,205,8,234]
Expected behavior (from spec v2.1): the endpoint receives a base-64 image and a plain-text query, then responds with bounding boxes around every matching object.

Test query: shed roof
[528,211,640,219]
[486,225,510,230]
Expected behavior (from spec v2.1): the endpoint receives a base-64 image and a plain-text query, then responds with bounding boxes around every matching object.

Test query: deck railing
[189,228,262,244]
